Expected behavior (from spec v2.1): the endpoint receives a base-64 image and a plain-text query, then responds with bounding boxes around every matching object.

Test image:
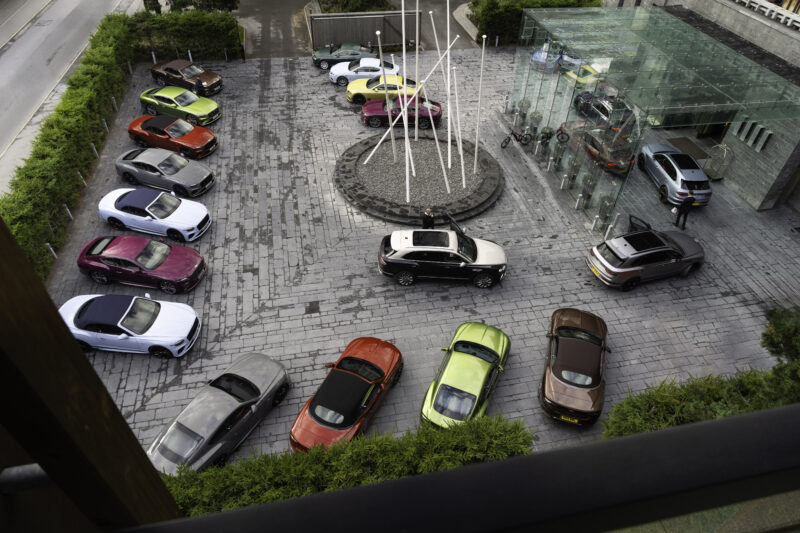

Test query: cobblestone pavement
[46,48,800,461]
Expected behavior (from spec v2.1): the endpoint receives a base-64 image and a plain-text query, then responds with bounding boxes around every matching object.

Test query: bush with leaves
[762,307,800,363]
[164,416,533,516]
[320,0,393,13]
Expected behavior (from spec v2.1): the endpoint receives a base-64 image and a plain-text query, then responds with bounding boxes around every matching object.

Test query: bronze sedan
[151,59,223,96]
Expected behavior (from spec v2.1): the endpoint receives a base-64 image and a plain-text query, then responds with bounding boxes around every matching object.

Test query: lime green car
[346,74,420,105]
[420,322,510,428]
[562,64,602,88]
[140,86,221,126]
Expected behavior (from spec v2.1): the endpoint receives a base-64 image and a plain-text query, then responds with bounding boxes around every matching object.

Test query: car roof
[114,188,162,210]
[175,386,241,438]
[440,351,491,397]
[163,59,192,70]
[74,294,134,329]
[135,148,172,166]
[98,235,150,258]
[391,230,455,252]
[224,353,284,394]
[553,337,602,384]
[143,115,178,130]
[310,369,372,428]
[359,58,380,67]
[608,230,667,258]
[155,86,188,97]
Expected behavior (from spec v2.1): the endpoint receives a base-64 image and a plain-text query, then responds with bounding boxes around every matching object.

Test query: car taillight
[677,191,688,197]
[606,162,617,168]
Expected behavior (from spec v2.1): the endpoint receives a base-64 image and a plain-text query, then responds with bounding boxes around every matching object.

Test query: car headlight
[499,265,507,272]
[178,277,190,283]
[172,340,183,346]
[420,412,431,423]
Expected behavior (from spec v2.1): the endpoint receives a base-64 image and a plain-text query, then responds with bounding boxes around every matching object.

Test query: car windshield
[148,193,181,219]
[337,357,384,381]
[209,373,260,402]
[671,153,700,170]
[88,237,114,255]
[348,59,360,70]
[174,91,199,106]
[682,179,710,191]
[157,422,202,464]
[433,384,476,421]
[165,119,193,138]
[557,327,602,346]
[456,233,477,263]
[135,240,171,270]
[312,405,345,426]
[366,76,381,89]
[180,64,204,77]
[120,297,160,335]
[596,242,624,267]
[157,153,188,175]
[420,99,438,110]
[453,341,498,364]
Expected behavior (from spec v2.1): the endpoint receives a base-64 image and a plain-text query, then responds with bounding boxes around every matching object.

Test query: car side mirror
[459,262,466,268]
[117,333,127,339]
[441,347,448,352]
[498,365,504,373]
[324,362,334,368]
[144,292,152,299]
[605,346,612,353]
[146,216,154,220]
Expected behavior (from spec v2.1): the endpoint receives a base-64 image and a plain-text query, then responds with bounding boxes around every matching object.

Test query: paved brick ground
[46,48,800,462]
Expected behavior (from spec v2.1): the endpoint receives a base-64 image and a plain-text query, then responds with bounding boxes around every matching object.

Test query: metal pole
[77,171,86,187]
[428,12,448,88]
[534,140,541,155]
[101,118,109,133]
[452,67,466,189]
[127,61,132,75]
[604,213,621,240]
[91,143,99,159]
[401,0,411,202]
[151,51,157,64]
[414,0,419,142]
[591,215,600,231]
[473,34,487,175]
[547,157,553,171]
[111,96,118,112]
[45,243,57,260]
[560,174,568,189]
[495,36,499,48]
[421,84,449,194]
[63,204,73,221]
[447,0,451,169]
[188,49,193,62]
[376,31,397,163]
[575,194,583,209]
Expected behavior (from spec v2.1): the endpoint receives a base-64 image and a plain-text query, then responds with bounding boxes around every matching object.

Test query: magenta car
[360,95,442,130]
[77,235,207,294]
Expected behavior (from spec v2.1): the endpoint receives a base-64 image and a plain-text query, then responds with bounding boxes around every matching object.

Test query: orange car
[128,115,217,159]
[289,337,403,451]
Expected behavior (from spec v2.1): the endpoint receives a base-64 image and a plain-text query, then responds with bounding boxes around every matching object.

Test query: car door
[650,154,674,187]
[103,323,142,353]
[114,257,148,286]
[583,132,600,161]
[155,95,178,115]
[425,251,466,279]
[133,162,164,189]
[402,251,434,277]
[120,206,147,232]
[357,382,383,433]
[632,250,679,281]
[145,125,171,150]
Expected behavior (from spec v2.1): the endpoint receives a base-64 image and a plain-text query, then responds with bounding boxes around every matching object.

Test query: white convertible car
[329,57,399,87]
[98,188,211,242]
[59,293,201,358]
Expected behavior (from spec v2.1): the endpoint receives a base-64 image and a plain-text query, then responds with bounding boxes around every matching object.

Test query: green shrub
[320,0,393,13]
[164,416,533,516]
[762,307,800,363]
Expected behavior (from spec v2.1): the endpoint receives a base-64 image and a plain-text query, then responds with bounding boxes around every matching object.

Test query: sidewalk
[453,2,479,42]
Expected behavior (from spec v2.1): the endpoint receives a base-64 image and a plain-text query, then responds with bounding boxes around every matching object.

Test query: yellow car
[346,74,421,105]
[563,64,603,88]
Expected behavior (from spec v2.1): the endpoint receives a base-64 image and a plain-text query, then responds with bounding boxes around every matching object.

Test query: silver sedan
[115,148,214,198]
[147,353,290,474]
[637,144,712,206]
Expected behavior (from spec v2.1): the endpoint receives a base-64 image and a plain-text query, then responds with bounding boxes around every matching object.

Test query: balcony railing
[731,0,800,30]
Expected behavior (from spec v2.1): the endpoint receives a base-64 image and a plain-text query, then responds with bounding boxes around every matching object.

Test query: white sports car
[59,294,201,358]
[329,57,399,87]
[98,188,211,242]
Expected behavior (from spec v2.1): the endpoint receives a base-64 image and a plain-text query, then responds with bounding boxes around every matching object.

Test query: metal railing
[731,0,800,30]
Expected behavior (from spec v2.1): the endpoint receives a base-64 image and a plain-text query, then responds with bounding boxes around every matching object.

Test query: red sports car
[77,235,207,294]
[289,337,403,452]
[360,95,442,130]
[128,115,217,159]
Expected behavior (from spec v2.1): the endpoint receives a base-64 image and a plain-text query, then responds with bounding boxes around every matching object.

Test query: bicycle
[501,127,533,148]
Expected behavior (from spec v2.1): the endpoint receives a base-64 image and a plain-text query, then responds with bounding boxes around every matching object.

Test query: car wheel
[159,281,177,294]
[108,218,126,230]
[156,75,166,87]
[90,271,109,284]
[391,362,404,387]
[659,186,669,204]
[122,172,138,185]
[395,271,415,286]
[173,185,189,197]
[367,116,383,128]
[167,229,185,242]
[134,136,149,147]
[272,382,290,407]
[637,154,646,171]
[77,340,92,352]
[621,277,640,291]
[145,104,157,115]
[336,76,348,87]
[520,133,533,145]
[149,345,172,358]
[681,262,701,278]
[319,60,330,70]
[473,272,495,288]
[418,118,431,130]
[352,94,366,105]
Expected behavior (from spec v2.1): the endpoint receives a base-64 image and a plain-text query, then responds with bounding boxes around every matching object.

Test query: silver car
[115,148,214,198]
[147,353,290,474]
[637,144,712,206]
[328,57,398,87]
[586,228,704,291]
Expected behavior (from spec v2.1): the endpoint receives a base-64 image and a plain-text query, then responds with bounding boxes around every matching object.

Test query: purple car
[360,95,442,130]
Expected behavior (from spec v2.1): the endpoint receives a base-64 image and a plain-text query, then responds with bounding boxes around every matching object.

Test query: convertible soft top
[75,295,134,329]
[114,188,162,210]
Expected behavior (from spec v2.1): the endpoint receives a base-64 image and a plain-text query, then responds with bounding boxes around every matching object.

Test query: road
[236,0,311,58]
[389,0,479,50]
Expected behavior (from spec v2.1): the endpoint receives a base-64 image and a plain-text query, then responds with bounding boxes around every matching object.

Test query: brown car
[539,308,609,425]
[151,59,223,96]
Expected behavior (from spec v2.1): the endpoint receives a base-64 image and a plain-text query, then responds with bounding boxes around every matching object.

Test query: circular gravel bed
[334,131,504,225]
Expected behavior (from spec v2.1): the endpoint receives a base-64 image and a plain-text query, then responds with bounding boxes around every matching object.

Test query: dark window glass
[338,357,384,381]
[158,422,202,463]
[433,384,476,421]
[88,237,114,255]
[453,341,499,363]
[136,240,171,270]
[120,298,160,335]
[670,153,700,170]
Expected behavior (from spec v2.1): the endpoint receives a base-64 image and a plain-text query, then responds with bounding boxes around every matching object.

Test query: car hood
[163,199,209,227]
[179,127,215,149]
[145,301,198,339]
[452,322,510,358]
[194,71,221,86]
[663,231,705,260]
[341,337,400,375]
[183,97,218,115]
[551,308,607,339]
[544,366,604,413]
[172,163,212,187]
[329,61,350,76]
[154,245,203,279]
[473,238,507,266]
[347,78,369,92]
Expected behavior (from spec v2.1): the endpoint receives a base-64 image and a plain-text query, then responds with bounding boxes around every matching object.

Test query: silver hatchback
[587,228,704,291]
[637,144,712,206]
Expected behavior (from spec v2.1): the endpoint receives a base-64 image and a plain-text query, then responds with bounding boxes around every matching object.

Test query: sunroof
[412,231,449,247]
[623,232,664,252]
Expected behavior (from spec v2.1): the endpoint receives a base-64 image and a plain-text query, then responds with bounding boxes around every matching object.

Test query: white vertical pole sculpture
[452,67,466,189]
[414,0,420,141]
[428,11,448,88]
[421,85,450,194]
[376,31,397,163]
[446,0,451,169]
[473,34,487,175]
[401,0,412,202]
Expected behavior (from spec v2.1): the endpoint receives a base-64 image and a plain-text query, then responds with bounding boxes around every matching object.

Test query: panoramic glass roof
[522,7,800,121]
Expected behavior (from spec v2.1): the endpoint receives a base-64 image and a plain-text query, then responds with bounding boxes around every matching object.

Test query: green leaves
[470,0,601,45]
[163,416,533,516]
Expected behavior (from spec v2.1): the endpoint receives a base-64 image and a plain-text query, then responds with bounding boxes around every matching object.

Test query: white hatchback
[329,57,399,87]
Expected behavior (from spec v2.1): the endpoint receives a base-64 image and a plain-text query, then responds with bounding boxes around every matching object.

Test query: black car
[378,220,507,288]
[311,43,377,70]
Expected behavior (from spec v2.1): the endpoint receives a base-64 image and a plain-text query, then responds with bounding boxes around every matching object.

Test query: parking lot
[45,48,800,459]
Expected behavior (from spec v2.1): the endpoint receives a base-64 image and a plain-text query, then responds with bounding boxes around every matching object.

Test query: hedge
[0,11,240,280]
[469,0,601,45]
[320,0,393,13]
[164,415,533,516]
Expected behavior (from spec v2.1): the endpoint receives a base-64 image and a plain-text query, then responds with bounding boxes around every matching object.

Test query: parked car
[638,144,712,206]
[312,43,377,70]
[151,59,223,96]
[346,74,420,105]
[58,293,200,357]
[563,64,602,87]
[586,225,705,291]
[77,235,207,294]
[420,322,510,428]
[289,337,403,452]
[98,188,211,243]
[361,95,442,129]
[378,219,507,288]
[128,115,217,159]
[530,45,581,73]
[147,353,290,474]
[574,91,634,131]
[140,86,221,126]
[329,57,399,87]
[561,120,635,177]
[539,308,609,426]
[115,148,214,197]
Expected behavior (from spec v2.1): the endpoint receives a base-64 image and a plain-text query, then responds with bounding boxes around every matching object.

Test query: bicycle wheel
[520,134,533,145]
[501,136,511,149]
[556,130,570,143]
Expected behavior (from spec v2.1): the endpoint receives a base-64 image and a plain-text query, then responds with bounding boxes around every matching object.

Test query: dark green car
[140,86,221,126]
[312,43,376,70]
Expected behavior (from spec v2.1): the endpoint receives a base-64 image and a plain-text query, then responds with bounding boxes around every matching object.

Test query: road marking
[0,0,53,50]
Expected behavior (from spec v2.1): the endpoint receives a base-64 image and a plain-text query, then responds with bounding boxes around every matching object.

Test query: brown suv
[151,60,223,96]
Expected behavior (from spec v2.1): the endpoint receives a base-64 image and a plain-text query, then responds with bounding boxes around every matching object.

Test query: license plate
[692,202,700,206]
[589,265,601,278]
[560,415,579,424]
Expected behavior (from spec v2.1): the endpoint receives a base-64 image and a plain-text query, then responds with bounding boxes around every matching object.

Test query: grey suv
[638,144,712,206]
[586,227,704,291]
